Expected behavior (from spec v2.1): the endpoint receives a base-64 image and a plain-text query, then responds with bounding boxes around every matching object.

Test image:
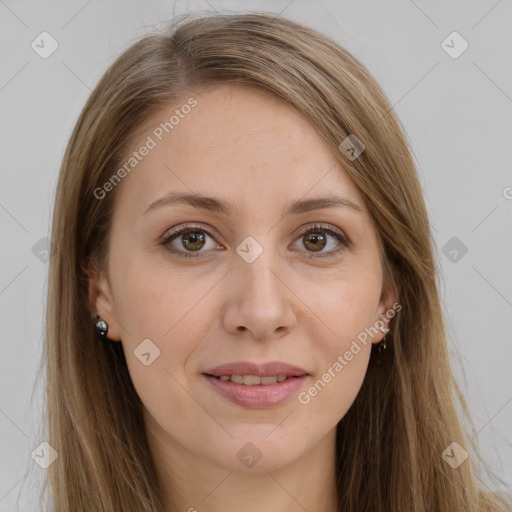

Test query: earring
[378,314,390,354]
[94,315,113,344]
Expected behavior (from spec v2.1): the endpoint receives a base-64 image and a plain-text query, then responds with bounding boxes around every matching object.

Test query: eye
[291,223,349,258]
[161,223,221,258]
[160,222,350,259]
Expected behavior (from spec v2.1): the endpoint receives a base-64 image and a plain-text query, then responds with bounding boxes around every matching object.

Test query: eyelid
[294,222,348,242]
[162,222,218,241]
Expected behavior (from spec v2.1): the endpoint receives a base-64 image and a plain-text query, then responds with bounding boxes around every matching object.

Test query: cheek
[296,344,371,433]
[111,253,230,387]
[300,260,383,345]
[111,247,209,342]
[294,264,381,418]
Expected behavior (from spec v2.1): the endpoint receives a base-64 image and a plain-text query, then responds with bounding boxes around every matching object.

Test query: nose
[221,253,297,341]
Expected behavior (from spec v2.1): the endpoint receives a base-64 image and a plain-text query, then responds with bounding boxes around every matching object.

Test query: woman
[41,11,511,512]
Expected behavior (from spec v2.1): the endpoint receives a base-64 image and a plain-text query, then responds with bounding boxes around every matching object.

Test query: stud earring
[94,315,114,344]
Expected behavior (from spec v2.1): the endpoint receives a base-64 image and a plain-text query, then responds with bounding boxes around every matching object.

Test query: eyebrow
[142,191,363,217]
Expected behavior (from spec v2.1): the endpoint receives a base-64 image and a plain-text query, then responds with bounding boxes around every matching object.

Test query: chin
[202,428,313,473]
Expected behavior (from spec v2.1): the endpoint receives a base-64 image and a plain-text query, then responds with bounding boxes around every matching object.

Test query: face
[91,83,396,473]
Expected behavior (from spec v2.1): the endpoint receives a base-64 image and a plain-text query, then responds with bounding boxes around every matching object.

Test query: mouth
[203,373,310,409]
[202,362,310,408]
[204,373,299,385]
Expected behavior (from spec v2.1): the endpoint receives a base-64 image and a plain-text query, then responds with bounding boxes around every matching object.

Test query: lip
[204,374,309,408]
[203,361,309,377]
[202,361,310,408]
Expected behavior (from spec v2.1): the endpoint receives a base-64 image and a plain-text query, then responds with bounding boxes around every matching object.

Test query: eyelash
[160,222,350,260]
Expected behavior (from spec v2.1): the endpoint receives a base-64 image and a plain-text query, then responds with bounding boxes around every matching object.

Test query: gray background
[1,0,511,509]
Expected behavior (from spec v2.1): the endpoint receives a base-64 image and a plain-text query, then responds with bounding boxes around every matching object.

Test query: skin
[90,83,397,512]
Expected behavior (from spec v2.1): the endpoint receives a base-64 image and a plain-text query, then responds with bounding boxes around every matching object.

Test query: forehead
[113,83,366,217]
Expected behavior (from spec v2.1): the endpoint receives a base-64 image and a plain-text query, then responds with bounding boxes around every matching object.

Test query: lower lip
[203,374,308,408]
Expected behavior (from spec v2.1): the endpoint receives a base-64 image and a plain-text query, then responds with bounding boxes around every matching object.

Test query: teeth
[243,375,261,385]
[215,374,291,385]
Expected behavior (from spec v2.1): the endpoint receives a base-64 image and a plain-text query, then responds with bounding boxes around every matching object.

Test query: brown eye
[162,224,220,258]
[180,230,206,251]
[292,224,349,258]
[302,232,327,252]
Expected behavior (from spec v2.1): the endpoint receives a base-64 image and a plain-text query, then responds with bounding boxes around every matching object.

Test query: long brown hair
[38,11,512,511]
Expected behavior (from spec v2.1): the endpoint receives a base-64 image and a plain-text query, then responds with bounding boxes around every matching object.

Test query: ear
[373,265,400,345]
[88,264,122,342]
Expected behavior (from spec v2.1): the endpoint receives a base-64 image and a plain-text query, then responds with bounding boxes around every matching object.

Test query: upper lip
[203,361,309,377]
